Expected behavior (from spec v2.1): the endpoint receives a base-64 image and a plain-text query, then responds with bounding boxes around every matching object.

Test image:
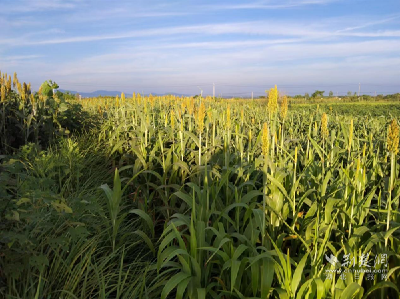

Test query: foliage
[0,72,99,154]
[40,80,59,98]
[1,73,400,298]
[311,90,325,98]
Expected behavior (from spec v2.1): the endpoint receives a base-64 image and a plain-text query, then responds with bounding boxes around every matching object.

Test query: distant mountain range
[58,89,191,98]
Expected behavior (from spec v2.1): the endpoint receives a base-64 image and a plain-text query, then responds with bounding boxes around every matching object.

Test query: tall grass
[1,73,400,298]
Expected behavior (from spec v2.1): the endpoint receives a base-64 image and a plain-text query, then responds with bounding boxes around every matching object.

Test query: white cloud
[202,0,338,10]
[2,17,398,48]
[0,55,43,61]
[0,0,79,13]
[0,21,343,46]
[1,0,399,94]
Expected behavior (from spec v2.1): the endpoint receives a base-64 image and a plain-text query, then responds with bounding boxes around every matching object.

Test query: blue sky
[1,0,400,96]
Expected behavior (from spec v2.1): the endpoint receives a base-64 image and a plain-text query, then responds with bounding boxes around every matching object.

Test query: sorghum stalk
[321,113,328,173]
[196,102,206,165]
[386,119,399,247]
[262,123,269,245]
[293,147,297,216]
[280,96,288,153]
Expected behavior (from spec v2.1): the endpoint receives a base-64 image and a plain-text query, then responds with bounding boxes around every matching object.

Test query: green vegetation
[1,72,400,298]
[293,102,400,118]
[311,90,325,98]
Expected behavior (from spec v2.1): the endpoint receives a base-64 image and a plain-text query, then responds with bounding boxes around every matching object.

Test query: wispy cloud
[0,0,79,13]
[1,55,44,61]
[1,0,400,94]
[0,21,338,46]
[0,16,40,28]
[336,15,400,32]
[3,18,398,47]
[203,0,338,10]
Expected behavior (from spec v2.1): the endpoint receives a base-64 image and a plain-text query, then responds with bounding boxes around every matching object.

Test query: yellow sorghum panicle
[207,108,212,122]
[13,72,17,88]
[196,102,206,132]
[38,86,44,102]
[177,106,182,120]
[17,82,22,96]
[387,119,399,154]
[181,101,186,115]
[321,113,328,139]
[267,85,278,116]
[187,98,195,116]
[262,123,269,157]
[1,85,5,103]
[121,92,125,101]
[280,95,288,120]
[149,94,155,108]
[23,82,27,98]
[116,95,119,107]
[7,75,11,93]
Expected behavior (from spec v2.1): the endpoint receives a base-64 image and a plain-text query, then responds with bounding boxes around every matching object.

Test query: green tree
[40,80,59,98]
[347,91,352,97]
[311,90,325,98]
[329,91,333,97]
[305,92,309,99]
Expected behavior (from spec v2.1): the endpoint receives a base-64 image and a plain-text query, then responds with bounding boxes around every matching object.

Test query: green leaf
[231,260,241,292]
[241,190,263,204]
[129,209,155,237]
[133,230,155,255]
[341,282,361,299]
[197,288,206,299]
[184,131,200,148]
[176,277,191,299]
[291,252,309,296]
[362,281,399,299]
[16,197,30,206]
[161,272,192,299]
[51,200,72,213]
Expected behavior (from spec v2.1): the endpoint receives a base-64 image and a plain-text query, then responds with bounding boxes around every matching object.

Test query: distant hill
[59,89,191,98]
[59,89,123,98]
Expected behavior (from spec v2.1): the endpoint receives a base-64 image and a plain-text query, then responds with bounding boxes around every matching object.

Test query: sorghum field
[1,73,400,298]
